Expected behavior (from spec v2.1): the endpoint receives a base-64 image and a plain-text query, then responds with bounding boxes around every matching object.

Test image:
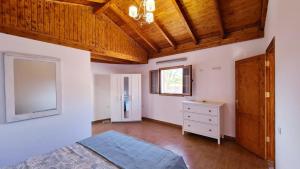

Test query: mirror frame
[4,52,62,123]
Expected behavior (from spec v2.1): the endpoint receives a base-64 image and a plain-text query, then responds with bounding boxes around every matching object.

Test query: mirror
[123,76,130,119]
[4,52,62,123]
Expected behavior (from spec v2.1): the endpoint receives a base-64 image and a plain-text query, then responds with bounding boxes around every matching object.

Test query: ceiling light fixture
[129,0,156,25]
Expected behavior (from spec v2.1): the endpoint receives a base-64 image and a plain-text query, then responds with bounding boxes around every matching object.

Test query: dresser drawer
[184,120,218,137]
[184,112,218,125]
[183,104,218,116]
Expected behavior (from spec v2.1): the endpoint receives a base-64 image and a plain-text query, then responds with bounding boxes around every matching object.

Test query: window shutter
[150,70,159,94]
[183,65,192,96]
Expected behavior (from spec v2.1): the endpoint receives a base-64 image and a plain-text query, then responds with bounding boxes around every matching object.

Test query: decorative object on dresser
[111,74,142,122]
[182,100,224,144]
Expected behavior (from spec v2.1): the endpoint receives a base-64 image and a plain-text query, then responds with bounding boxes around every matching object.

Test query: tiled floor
[92,120,269,169]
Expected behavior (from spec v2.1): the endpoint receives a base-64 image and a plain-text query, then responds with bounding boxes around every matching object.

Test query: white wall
[263,0,300,168]
[91,62,143,75]
[0,33,93,167]
[264,0,278,45]
[138,39,266,137]
[94,75,111,120]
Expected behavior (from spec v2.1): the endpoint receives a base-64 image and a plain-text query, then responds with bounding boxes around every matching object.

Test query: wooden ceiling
[0,0,268,64]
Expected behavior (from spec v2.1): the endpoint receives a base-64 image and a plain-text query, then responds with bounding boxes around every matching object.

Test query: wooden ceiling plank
[87,0,107,3]
[1,0,267,61]
[171,0,198,44]
[101,13,150,53]
[154,21,176,49]
[150,26,264,58]
[91,59,124,64]
[213,0,225,38]
[260,0,269,30]
[52,0,102,7]
[109,3,159,53]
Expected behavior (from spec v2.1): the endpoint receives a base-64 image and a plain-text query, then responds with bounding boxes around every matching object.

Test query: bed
[2,131,188,169]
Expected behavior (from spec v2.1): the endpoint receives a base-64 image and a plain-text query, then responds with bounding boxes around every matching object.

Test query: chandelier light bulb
[146,0,155,12]
[129,5,138,18]
[145,12,154,23]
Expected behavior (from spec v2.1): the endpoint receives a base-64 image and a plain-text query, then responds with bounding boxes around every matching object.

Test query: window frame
[149,69,160,94]
[158,65,192,97]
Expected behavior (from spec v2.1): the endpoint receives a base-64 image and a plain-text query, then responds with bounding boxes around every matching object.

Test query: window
[150,70,160,94]
[150,65,192,96]
[160,67,183,94]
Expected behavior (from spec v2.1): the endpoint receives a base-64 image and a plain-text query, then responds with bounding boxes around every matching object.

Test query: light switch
[212,66,222,70]
[278,127,282,135]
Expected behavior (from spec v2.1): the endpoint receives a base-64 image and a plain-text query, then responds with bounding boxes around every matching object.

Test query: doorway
[94,74,111,122]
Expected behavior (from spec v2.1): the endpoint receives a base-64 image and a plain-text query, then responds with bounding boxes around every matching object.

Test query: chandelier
[128,0,156,24]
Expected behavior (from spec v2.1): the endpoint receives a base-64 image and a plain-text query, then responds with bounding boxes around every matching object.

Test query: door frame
[265,37,276,162]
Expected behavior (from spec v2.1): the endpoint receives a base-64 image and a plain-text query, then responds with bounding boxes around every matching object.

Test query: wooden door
[111,74,122,122]
[130,74,142,121]
[266,38,275,161]
[236,55,266,158]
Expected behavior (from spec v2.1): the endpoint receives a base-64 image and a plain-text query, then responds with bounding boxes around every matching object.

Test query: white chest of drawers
[182,101,224,144]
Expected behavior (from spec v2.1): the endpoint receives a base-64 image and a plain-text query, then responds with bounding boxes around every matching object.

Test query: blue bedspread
[78,131,188,169]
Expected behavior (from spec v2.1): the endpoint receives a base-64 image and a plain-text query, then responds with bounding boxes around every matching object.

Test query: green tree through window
[160,68,183,94]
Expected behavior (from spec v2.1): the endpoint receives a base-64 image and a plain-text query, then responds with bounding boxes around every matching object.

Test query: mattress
[1,143,119,169]
[2,131,188,169]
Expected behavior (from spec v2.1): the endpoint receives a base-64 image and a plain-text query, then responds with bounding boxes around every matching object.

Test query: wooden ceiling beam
[93,0,112,14]
[92,49,148,64]
[213,0,225,38]
[154,21,176,49]
[109,3,160,53]
[171,0,198,44]
[91,53,138,64]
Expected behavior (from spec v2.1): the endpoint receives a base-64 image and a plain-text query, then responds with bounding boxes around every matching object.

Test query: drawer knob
[209,119,212,122]
[208,129,212,132]
[187,107,191,110]
[188,125,191,127]
[187,115,191,118]
[209,110,212,112]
